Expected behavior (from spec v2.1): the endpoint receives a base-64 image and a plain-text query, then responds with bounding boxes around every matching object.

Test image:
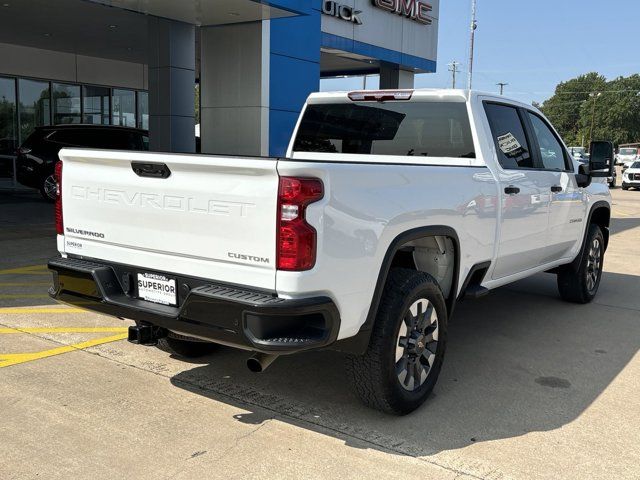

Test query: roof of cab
[306,89,535,110]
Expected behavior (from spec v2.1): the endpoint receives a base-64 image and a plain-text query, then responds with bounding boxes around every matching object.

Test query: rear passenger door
[483,102,554,279]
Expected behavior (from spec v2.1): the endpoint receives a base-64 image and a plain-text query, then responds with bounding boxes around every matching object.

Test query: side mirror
[589,141,614,178]
[576,163,592,188]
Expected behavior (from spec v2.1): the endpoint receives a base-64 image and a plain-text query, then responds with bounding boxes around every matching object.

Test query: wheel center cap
[407,332,427,356]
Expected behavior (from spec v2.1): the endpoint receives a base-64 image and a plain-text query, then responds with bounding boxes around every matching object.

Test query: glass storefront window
[0,76,17,181]
[53,83,81,125]
[137,91,149,130]
[112,89,136,127]
[83,85,110,125]
[19,79,51,142]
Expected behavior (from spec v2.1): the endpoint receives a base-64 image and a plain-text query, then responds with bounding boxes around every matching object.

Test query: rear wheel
[157,334,218,358]
[557,224,604,304]
[40,174,57,202]
[346,269,447,415]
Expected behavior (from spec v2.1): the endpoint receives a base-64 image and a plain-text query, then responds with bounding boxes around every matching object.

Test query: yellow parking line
[0,282,51,287]
[0,307,84,314]
[0,294,51,299]
[0,265,49,275]
[0,327,128,335]
[0,333,128,368]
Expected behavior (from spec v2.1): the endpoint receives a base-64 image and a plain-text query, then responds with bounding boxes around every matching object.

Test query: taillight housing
[277,177,324,271]
[54,161,63,235]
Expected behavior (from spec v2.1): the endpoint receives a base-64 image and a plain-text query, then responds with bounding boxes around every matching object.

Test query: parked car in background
[617,147,640,170]
[622,161,640,190]
[16,125,149,201]
[568,146,588,161]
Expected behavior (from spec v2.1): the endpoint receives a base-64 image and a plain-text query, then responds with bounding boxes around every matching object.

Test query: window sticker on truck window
[497,132,526,158]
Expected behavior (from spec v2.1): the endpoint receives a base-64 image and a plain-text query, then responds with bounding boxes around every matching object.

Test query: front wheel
[346,269,448,415]
[557,224,605,303]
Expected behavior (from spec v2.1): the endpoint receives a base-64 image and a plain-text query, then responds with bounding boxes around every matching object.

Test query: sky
[321,0,640,105]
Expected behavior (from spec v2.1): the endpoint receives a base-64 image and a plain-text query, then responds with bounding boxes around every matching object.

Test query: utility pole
[467,0,478,90]
[448,61,461,89]
[589,92,602,144]
[497,82,508,95]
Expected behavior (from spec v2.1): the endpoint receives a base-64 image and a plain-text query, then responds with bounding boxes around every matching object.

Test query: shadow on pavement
[171,270,640,457]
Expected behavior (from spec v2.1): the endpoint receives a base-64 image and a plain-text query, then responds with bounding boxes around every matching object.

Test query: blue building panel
[268,5,320,157]
[270,53,320,113]
[269,109,300,157]
[322,32,436,73]
[270,10,321,64]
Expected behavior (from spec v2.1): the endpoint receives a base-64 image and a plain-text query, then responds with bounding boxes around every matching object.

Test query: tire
[346,268,448,415]
[622,185,629,191]
[157,334,218,358]
[39,174,57,202]
[557,224,605,304]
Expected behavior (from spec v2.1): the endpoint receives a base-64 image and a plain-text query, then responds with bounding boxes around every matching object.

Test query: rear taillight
[54,161,63,235]
[277,177,324,271]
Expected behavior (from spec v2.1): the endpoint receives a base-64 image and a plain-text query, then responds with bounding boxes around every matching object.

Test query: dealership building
[0,0,439,189]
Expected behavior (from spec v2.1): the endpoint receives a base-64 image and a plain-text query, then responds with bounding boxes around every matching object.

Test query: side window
[484,103,534,169]
[527,112,568,171]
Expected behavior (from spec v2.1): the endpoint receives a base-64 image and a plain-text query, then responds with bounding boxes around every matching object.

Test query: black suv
[16,125,149,201]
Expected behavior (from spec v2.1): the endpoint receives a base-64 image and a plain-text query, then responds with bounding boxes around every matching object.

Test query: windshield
[619,148,637,155]
[570,147,586,155]
[293,101,476,158]
[631,161,640,169]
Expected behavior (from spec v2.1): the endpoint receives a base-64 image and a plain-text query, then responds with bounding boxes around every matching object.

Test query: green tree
[540,72,606,146]
[541,73,640,147]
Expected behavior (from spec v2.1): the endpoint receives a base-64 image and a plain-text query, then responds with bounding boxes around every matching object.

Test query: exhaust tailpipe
[247,352,279,373]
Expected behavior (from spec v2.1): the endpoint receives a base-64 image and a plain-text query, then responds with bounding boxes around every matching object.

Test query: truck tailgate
[58,149,279,291]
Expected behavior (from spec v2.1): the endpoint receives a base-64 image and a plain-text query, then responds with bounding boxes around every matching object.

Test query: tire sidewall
[383,276,448,411]
[580,225,605,301]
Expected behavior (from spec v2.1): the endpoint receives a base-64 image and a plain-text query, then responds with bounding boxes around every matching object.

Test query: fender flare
[570,200,611,271]
[333,226,460,355]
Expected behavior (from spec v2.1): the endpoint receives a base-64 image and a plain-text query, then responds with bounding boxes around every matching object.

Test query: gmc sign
[372,0,433,25]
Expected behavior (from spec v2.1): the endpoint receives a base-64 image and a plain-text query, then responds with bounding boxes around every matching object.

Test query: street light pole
[467,0,478,90]
[497,82,508,95]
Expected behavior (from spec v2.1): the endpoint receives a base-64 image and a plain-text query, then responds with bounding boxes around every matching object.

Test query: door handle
[504,185,520,195]
[551,185,563,193]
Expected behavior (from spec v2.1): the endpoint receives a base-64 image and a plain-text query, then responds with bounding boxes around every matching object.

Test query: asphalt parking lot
[1,185,639,480]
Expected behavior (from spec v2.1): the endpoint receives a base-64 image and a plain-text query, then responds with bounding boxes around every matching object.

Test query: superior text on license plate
[137,273,177,306]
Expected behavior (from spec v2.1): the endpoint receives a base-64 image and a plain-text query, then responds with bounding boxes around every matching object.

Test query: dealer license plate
[137,273,177,306]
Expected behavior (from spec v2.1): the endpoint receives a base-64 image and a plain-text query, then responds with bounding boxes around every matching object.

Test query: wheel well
[389,235,457,302]
[590,206,611,251]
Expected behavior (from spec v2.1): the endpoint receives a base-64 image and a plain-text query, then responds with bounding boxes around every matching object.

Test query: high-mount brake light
[347,90,414,102]
[277,177,324,271]
[54,161,63,235]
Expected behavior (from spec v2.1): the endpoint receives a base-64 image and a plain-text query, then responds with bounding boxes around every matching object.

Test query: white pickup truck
[49,90,614,415]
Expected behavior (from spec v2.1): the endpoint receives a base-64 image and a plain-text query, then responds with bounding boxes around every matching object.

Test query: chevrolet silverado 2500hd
[49,90,614,415]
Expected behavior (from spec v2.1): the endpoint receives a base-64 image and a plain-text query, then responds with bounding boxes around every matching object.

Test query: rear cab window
[293,100,476,159]
[483,103,534,170]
